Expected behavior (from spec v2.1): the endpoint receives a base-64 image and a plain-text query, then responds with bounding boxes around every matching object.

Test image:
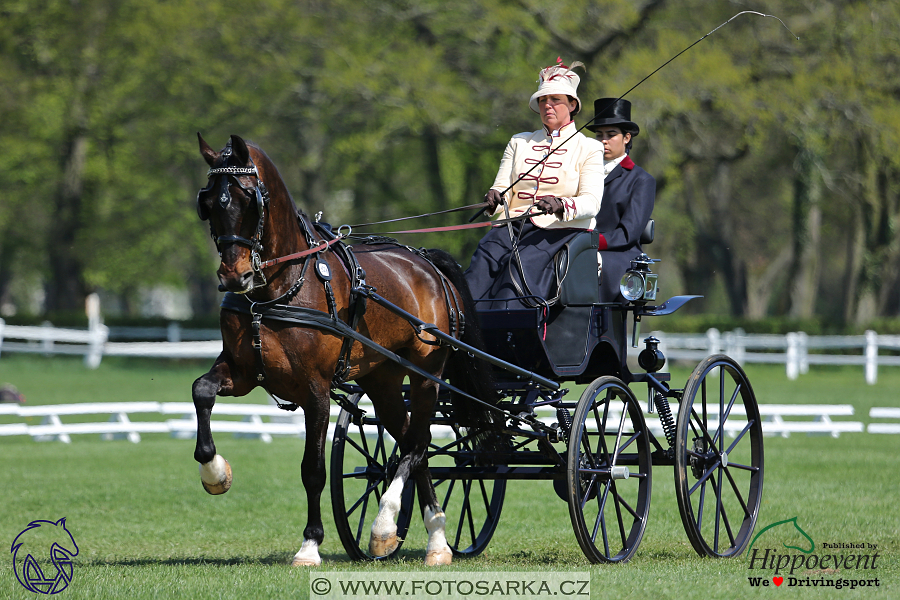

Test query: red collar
[621,155,635,170]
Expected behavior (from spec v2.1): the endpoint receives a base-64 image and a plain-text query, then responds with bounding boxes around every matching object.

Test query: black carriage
[329,227,764,564]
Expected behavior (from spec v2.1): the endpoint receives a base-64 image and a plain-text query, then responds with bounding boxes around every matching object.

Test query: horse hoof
[425,548,453,566]
[199,455,232,495]
[368,531,399,557]
[291,540,322,567]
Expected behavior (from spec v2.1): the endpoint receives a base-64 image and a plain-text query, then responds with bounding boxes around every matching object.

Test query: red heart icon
[773,577,783,586]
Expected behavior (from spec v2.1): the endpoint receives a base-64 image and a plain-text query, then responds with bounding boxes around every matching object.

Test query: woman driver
[465,58,605,308]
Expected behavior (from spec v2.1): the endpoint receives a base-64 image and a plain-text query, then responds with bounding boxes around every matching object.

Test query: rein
[259,236,343,268]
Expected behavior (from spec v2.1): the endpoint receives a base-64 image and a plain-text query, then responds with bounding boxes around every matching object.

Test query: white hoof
[291,540,322,567]
[199,455,232,495]
[368,528,399,557]
[425,547,453,566]
[424,507,452,566]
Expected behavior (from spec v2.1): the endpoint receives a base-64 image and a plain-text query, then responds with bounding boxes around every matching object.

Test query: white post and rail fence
[2,294,899,442]
[2,294,899,383]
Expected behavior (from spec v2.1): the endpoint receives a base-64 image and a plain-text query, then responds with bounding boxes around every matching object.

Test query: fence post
[42,321,54,355]
[798,331,809,375]
[167,322,182,343]
[730,328,746,365]
[706,328,721,356]
[786,332,799,380]
[0,317,4,358]
[85,293,108,369]
[865,330,878,385]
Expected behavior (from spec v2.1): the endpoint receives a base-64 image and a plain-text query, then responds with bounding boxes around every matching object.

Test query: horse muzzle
[217,262,255,294]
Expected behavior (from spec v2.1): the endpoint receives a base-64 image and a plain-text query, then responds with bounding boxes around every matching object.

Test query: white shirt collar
[545,121,576,138]
[604,153,627,177]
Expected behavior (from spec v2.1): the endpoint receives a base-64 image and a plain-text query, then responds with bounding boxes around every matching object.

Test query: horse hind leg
[368,466,407,557]
[416,474,453,566]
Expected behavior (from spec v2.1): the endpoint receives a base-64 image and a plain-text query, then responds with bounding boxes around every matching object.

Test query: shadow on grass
[80,551,355,568]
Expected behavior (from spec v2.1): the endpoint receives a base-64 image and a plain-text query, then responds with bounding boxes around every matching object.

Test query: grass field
[0,355,898,599]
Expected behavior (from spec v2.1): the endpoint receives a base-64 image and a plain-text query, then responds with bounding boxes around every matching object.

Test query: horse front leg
[292,387,330,567]
[192,356,242,495]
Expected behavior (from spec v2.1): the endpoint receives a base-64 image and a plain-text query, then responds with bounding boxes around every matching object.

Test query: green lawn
[0,355,898,599]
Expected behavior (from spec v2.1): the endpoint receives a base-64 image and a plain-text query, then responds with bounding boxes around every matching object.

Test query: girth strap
[220,293,498,415]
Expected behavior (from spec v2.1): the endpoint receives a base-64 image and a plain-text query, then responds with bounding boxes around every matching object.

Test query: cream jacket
[489,121,604,229]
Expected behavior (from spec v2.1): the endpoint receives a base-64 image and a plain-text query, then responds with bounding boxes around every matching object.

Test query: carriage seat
[556,219,654,306]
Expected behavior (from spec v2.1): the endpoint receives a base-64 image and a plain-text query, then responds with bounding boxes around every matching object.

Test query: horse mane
[245,140,303,218]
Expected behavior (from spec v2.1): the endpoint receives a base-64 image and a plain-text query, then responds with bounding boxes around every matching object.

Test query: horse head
[197,133,296,294]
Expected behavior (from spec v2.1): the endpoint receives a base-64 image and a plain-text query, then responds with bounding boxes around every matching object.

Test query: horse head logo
[11,518,79,594]
[748,516,815,554]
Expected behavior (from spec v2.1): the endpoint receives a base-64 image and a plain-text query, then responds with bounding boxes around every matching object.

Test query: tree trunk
[45,132,89,314]
[422,124,448,212]
[788,146,823,319]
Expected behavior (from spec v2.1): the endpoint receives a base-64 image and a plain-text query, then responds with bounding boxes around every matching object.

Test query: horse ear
[198,133,217,167]
[230,134,251,166]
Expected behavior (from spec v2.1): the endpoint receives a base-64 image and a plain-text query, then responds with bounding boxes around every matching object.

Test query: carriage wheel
[566,376,652,563]
[429,424,506,557]
[330,393,415,561]
[674,354,764,558]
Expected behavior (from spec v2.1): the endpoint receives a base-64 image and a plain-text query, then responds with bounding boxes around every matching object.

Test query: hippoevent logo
[746,517,880,590]
[11,518,79,594]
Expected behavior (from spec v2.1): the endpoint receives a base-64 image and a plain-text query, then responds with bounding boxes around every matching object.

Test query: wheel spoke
[724,420,753,455]
[714,464,723,553]
[710,470,737,549]
[696,480,707,530]
[614,490,642,521]
[722,465,751,519]
[611,481,629,549]
[592,482,612,548]
[688,459,721,496]
[714,382,742,447]
[352,485,374,544]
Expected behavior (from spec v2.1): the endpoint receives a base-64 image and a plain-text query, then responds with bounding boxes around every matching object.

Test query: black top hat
[586,98,639,135]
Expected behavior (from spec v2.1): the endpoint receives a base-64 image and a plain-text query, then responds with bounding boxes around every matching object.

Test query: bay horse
[192,134,496,566]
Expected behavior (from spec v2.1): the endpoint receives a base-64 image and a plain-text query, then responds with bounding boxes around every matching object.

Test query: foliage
[0,0,898,326]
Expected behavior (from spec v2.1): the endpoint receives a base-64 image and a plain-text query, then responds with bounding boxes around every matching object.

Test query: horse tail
[426,249,501,432]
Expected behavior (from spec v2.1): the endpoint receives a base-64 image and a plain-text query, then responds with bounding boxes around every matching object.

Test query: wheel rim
[675,355,764,558]
[429,423,506,557]
[567,377,651,563]
[330,394,414,561]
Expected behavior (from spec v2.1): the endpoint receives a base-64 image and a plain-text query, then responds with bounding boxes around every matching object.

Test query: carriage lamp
[619,254,659,303]
[638,336,666,373]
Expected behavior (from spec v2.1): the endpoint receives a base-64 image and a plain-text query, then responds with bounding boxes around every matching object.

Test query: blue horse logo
[11,518,79,594]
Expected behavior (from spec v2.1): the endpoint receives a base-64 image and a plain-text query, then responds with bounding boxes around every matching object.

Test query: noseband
[198,149,271,288]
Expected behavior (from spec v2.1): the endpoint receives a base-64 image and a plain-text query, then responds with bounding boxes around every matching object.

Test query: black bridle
[197,143,271,288]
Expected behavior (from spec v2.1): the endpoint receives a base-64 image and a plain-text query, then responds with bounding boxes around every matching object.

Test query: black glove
[484,189,504,213]
[535,196,564,218]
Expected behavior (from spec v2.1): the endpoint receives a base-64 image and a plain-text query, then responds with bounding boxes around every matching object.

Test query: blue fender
[638,295,703,317]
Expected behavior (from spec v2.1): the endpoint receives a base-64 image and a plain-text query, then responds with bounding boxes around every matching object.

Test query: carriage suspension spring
[653,393,677,450]
[556,407,573,442]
